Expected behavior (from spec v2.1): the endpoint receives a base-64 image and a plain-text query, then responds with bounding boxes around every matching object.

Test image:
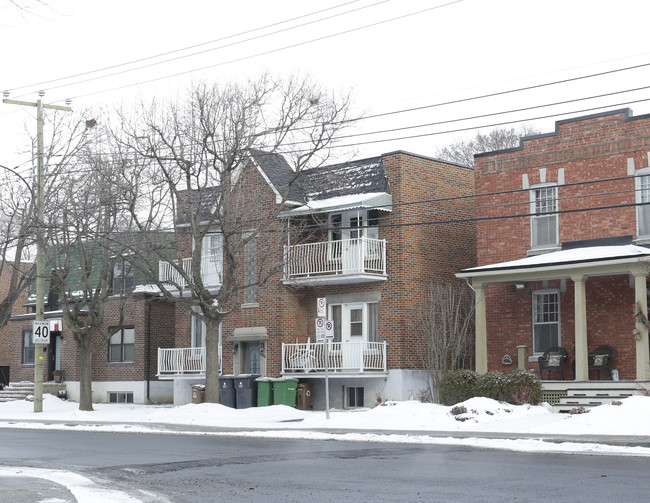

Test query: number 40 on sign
[33,320,50,344]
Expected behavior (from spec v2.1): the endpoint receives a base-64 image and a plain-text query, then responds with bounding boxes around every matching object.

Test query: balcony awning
[277,192,392,217]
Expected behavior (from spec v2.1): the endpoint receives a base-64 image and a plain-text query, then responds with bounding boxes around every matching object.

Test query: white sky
[2,0,650,169]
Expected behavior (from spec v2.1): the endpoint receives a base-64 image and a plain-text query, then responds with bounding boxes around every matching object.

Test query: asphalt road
[2,429,650,502]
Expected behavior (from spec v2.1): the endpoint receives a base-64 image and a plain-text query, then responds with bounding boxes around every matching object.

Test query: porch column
[572,275,588,381]
[473,282,488,375]
[634,274,650,380]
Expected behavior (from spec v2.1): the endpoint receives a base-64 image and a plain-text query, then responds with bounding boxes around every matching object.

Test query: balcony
[157,347,206,379]
[282,341,387,375]
[158,254,222,289]
[283,237,387,285]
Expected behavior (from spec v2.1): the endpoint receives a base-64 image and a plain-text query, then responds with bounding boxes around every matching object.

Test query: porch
[283,238,387,285]
[457,243,650,383]
[282,341,387,375]
[158,254,222,289]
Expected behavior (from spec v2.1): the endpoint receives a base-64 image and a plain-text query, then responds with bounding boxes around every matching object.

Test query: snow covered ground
[1,394,650,457]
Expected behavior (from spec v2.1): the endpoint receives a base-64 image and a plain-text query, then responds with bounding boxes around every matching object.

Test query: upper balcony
[282,237,387,286]
[158,254,222,289]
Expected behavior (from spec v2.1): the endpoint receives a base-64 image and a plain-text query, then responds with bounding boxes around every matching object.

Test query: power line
[5,0,368,93]
[61,1,464,102]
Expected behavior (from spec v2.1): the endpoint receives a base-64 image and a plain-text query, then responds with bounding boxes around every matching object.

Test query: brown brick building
[161,149,476,408]
[458,109,650,390]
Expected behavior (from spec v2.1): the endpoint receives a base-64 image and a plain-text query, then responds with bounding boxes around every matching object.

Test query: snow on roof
[459,244,650,275]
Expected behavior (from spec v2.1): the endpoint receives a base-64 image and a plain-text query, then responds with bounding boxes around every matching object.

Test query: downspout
[145,299,152,403]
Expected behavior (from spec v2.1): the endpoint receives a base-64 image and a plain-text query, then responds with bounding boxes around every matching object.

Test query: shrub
[439,369,478,406]
[449,405,467,415]
[476,371,508,401]
[503,369,543,405]
[439,368,543,406]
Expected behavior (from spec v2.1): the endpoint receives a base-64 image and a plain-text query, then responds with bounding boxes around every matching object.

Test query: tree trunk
[204,317,221,403]
[78,338,94,411]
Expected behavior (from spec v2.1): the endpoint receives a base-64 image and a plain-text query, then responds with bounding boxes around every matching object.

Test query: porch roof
[457,244,650,282]
[277,191,392,217]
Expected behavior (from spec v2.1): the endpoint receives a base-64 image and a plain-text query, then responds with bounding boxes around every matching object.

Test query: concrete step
[0,382,66,402]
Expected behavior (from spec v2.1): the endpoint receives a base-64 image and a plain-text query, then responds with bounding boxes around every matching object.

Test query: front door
[342,303,364,369]
[342,214,363,274]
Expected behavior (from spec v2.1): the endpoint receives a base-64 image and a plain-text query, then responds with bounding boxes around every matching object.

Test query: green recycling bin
[272,378,299,406]
[256,377,274,407]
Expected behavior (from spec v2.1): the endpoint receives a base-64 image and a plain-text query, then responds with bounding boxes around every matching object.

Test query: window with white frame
[530,184,558,249]
[22,329,34,364]
[345,386,364,408]
[108,326,135,363]
[191,310,206,348]
[194,233,223,286]
[636,169,650,238]
[532,290,560,354]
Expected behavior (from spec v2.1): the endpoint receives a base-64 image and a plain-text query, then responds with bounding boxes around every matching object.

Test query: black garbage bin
[218,375,237,408]
[0,366,9,388]
[234,374,260,409]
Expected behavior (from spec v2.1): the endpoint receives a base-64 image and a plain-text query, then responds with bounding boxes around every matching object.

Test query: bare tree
[41,116,139,411]
[0,171,35,329]
[112,74,353,402]
[435,125,540,167]
[414,280,475,403]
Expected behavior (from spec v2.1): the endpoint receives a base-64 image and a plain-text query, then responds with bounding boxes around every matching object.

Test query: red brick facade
[473,109,650,380]
[219,151,476,377]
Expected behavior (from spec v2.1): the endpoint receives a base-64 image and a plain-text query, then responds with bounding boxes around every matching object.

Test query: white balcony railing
[157,347,206,377]
[283,237,386,281]
[282,341,387,373]
[158,254,222,288]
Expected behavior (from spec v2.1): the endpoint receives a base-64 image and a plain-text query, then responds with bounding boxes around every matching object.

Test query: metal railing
[158,254,223,288]
[283,237,386,280]
[157,347,206,377]
[282,341,387,373]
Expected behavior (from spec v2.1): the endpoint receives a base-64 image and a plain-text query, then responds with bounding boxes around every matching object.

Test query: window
[22,330,34,364]
[346,386,364,408]
[191,311,206,348]
[109,326,135,362]
[532,291,560,354]
[244,233,258,304]
[530,184,558,249]
[112,257,134,294]
[331,305,342,342]
[350,307,363,336]
[109,392,133,403]
[636,170,650,237]
[198,233,223,285]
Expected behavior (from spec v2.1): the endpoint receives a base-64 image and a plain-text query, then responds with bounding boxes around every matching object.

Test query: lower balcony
[283,238,387,285]
[157,347,206,379]
[282,341,387,375]
[158,255,222,289]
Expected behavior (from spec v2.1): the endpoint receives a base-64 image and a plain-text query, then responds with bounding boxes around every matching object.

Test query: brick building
[458,109,650,393]
[160,149,476,408]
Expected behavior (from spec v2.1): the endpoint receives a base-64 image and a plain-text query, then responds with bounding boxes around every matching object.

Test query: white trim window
[530,183,558,249]
[532,290,560,355]
[636,168,650,238]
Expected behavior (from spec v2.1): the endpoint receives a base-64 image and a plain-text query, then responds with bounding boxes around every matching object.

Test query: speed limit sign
[33,320,50,344]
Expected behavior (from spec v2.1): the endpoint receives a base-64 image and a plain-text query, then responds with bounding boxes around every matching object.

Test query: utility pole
[2,91,72,413]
